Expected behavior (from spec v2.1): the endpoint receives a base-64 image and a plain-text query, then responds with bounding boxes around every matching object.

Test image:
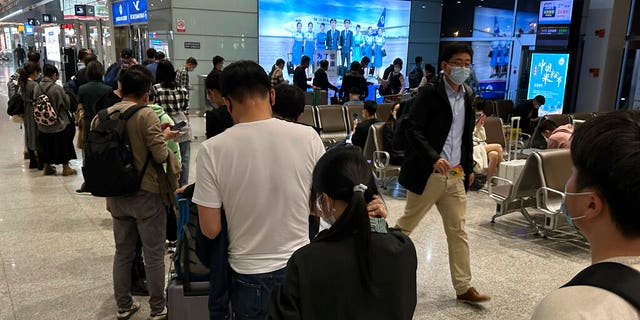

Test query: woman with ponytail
[268,146,417,320]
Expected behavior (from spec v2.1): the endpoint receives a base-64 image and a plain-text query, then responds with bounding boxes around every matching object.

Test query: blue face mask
[561,182,595,229]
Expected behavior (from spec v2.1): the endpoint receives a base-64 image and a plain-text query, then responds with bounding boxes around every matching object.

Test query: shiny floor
[0,63,591,320]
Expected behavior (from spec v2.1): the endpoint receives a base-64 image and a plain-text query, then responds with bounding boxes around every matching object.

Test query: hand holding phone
[172,120,187,131]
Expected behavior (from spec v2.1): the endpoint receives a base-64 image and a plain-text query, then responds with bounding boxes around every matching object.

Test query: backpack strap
[117,105,152,180]
[562,262,640,310]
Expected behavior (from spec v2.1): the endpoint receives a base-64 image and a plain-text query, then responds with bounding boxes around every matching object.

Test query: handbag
[7,92,24,116]
[381,49,387,57]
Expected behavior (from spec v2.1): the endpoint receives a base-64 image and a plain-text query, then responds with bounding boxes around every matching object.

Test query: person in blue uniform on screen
[353,24,363,64]
[489,41,499,78]
[340,19,354,74]
[500,42,510,76]
[326,19,340,51]
[304,22,316,67]
[316,23,327,61]
[373,28,385,77]
[364,27,374,67]
[292,21,304,66]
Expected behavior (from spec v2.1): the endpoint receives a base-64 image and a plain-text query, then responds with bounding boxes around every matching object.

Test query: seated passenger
[351,100,383,150]
[339,61,367,101]
[473,112,503,181]
[532,110,640,319]
[513,95,545,134]
[344,87,364,106]
[539,119,573,149]
[268,146,417,320]
[273,84,321,134]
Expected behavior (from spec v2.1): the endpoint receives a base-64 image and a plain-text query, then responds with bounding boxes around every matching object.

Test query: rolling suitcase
[167,194,210,320]
[498,159,526,184]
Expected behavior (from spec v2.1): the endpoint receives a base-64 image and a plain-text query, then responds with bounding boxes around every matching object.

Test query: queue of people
[7,41,639,320]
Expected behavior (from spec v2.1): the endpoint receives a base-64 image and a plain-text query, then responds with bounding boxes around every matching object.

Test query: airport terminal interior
[0,0,639,319]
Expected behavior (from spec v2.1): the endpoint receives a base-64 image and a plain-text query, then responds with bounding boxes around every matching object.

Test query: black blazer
[293,66,311,91]
[313,68,338,92]
[398,80,475,195]
[339,74,368,100]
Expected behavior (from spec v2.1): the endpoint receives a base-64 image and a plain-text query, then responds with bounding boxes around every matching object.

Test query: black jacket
[205,106,234,139]
[398,80,475,194]
[351,118,381,149]
[312,68,338,92]
[339,74,368,100]
[513,99,538,134]
[293,66,311,91]
[268,230,417,320]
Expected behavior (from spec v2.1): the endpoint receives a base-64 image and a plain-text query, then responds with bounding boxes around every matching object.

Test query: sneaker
[62,165,77,176]
[149,307,167,320]
[116,301,140,320]
[167,241,176,254]
[456,287,491,303]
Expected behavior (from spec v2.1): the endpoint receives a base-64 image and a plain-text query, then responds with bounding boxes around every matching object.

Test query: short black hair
[361,56,370,65]
[534,95,546,105]
[86,61,104,81]
[425,63,436,74]
[220,60,271,103]
[349,86,361,95]
[539,119,558,132]
[344,19,351,24]
[393,58,403,67]
[320,60,329,69]
[42,64,58,77]
[154,51,166,60]
[273,84,305,120]
[440,42,473,63]
[205,70,221,91]
[571,111,640,237]
[330,18,336,23]
[27,51,40,62]
[120,65,153,99]
[212,55,224,66]
[146,48,157,59]
[364,100,377,115]
[350,61,361,72]
[186,57,198,66]
[415,56,423,64]
[321,22,325,27]
[121,48,133,59]
[301,55,311,65]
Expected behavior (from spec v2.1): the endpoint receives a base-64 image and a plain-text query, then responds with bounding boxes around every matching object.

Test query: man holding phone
[350,100,382,149]
[395,43,490,303]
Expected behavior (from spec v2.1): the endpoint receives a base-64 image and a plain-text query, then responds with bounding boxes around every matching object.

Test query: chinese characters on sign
[527,53,570,116]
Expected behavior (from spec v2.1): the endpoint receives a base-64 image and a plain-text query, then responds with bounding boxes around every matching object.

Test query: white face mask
[448,66,471,85]
[316,196,336,226]
[561,181,595,229]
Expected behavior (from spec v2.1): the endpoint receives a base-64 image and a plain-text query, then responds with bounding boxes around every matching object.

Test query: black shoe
[76,182,89,193]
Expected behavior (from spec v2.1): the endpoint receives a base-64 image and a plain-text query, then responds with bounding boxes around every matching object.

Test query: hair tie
[353,184,368,193]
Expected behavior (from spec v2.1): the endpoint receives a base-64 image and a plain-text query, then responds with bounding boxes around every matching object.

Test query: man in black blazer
[395,42,491,303]
[293,55,315,91]
[313,60,338,92]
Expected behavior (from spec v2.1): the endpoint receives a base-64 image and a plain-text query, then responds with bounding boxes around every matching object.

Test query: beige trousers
[395,173,472,295]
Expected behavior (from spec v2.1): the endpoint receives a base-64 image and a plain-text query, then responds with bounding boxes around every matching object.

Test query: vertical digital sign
[527,53,570,116]
[536,0,574,48]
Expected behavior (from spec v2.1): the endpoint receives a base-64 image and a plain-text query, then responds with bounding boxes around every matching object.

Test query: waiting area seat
[363,122,400,189]
[317,105,348,146]
[299,105,317,128]
[376,103,394,122]
[489,149,573,237]
[304,90,328,106]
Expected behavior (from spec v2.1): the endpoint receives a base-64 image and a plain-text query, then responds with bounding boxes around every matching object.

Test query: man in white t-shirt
[532,111,640,319]
[192,60,326,318]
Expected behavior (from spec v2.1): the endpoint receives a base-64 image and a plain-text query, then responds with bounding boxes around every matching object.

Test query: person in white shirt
[192,61,326,318]
[532,111,640,319]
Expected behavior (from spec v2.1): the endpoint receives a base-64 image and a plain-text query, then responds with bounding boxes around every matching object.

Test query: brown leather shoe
[43,164,56,176]
[457,287,491,303]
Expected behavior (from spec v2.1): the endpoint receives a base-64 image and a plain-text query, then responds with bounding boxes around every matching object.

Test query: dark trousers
[230,268,287,320]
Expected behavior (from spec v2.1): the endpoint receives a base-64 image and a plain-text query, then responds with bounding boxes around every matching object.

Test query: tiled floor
[0,63,591,320]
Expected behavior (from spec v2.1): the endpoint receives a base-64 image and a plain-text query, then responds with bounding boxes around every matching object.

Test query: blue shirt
[440,79,466,167]
[146,62,158,80]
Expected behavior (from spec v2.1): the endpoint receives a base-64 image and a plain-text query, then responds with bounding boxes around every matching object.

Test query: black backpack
[82,105,150,197]
[392,96,418,153]
[174,192,211,283]
[104,62,123,89]
[562,262,640,309]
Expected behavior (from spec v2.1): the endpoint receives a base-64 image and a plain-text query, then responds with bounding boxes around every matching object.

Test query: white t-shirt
[193,118,325,274]
[531,257,640,320]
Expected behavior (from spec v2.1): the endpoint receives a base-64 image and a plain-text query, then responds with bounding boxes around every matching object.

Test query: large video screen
[258,0,411,76]
[471,7,538,99]
[527,53,570,116]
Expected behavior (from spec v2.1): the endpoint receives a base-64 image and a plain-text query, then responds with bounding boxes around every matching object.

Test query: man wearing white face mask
[394,42,490,303]
[532,111,640,319]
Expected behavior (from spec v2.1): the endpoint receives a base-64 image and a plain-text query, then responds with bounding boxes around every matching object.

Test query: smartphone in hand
[172,120,187,131]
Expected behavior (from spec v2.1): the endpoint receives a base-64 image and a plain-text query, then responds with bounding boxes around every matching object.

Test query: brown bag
[75,104,85,148]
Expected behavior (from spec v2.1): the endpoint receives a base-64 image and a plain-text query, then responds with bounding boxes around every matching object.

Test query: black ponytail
[19,62,40,91]
[311,146,378,292]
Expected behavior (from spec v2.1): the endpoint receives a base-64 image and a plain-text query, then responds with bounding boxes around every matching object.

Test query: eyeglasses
[447,60,473,68]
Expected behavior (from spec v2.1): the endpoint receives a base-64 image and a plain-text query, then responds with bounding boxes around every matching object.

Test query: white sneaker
[148,306,167,320]
[116,301,140,319]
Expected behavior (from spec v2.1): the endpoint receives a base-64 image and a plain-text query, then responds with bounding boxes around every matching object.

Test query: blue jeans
[178,141,191,186]
[230,268,287,319]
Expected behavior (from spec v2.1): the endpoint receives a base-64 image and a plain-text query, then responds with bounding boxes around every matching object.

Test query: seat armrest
[536,187,564,214]
[489,176,513,196]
